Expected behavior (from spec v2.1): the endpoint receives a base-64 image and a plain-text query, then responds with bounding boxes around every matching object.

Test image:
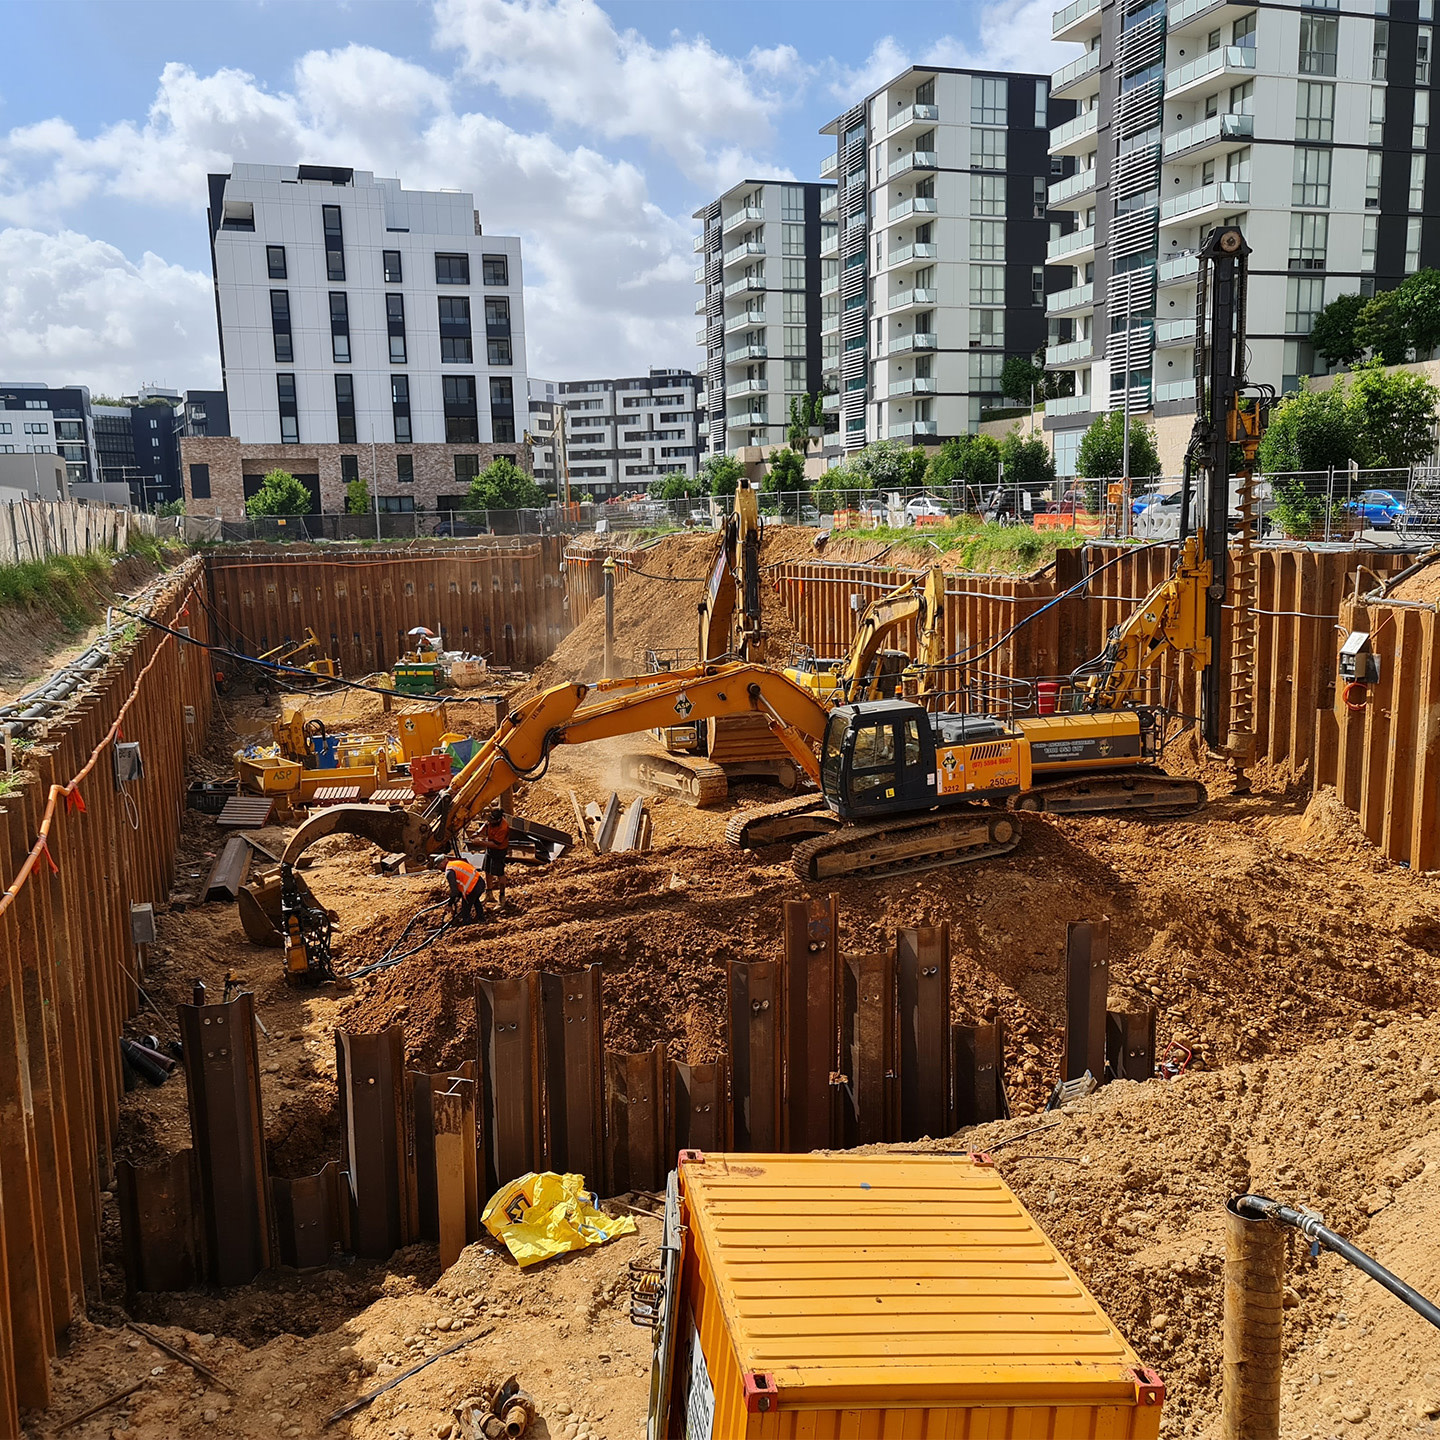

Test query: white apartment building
[558,369,702,496]
[1045,0,1436,476]
[185,163,529,517]
[820,67,1065,449]
[527,377,559,486]
[693,180,837,456]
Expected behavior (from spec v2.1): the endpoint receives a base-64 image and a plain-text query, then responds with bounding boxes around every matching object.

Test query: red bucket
[1036,681,1060,716]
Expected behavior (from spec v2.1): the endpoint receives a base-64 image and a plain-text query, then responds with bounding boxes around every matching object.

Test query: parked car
[1347,489,1406,529]
[859,497,891,520]
[434,516,489,537]
[904,495,948,520]
[687,507,710,524]
[1132,489,1168,515]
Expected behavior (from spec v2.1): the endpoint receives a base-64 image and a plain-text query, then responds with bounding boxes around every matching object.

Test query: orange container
[649,1152,1163,1439]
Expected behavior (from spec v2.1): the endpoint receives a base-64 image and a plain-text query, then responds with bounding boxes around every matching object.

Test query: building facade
[1044,0,1437,476]
[693,181,837,456]
[819,66,1068,450]
[555,369,703,495]
[527,377,559,486]
[186,163,529,516]
[0,384,96,488]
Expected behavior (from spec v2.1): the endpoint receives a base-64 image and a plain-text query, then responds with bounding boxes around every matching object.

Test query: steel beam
[842,951,898,1146]
[410,1062,476,1245]
[1063,919,1110,1083]
[953,1022,1009,1127]
[271,1161,350,1270]
[539,966,605,1180]
[335,1027,417,1260]
[726,960,782,1152]
[605,1046,667,1195]
[671,1060,728,1155]
[896,924,952,1141]
[115,1152,202,1297]
[179,993,272,1286]
[782,896,839,1152]
[475,975,543,1195]
[431,1081,479,1269]
[1106,1008,1158,1082]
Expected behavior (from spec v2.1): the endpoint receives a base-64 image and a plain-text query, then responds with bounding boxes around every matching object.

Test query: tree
[156,498,186,518]
[345,475,371,515]
[1310,293,1368,371]
[787,393,824,452]
[923,437,968,487]
[1347,361,1440,468]
[999,431,1055,491]
[464,456,545,511]
[660,471,703,500]
[1356,291,1410,365]
[245,468,311,518]
[764,448,806,493]
[699,453,745,498]
[1255,381,1354,474]
[1393,268,1440,357]
[959,434,1002,492]
[1001,355,1044,405]
[1074,411,1160,479]
[850,439,927,489]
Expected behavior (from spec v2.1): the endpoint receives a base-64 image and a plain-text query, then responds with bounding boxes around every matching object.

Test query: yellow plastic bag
[481,1171,636,1268]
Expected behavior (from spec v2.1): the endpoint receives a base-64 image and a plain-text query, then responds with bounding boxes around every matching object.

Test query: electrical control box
[1339,630,1380,684]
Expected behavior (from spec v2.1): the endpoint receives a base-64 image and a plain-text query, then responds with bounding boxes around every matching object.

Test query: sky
[0,0,1079,395]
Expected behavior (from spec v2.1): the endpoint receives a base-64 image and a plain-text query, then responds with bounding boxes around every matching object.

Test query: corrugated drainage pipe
[1222,1195,1285,1440]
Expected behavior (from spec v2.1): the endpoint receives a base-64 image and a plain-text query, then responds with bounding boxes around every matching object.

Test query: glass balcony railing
[886,151,939,179]
[820,152,839,178]
[887,242,939,267]
[1049,168,1097,206]
[725,344,767,363]
[1048,393,1093,416]
[1047,226,1095,261]
[1162,110,1254,160]
[1049,109,1099,152]
[1165,45,1255,96]
[1160,179,1250,222]
[1053,0,1101,35]
[888,420,939,438]
[888,377,938,396]
[1158,251,1200,285]
[886,103,940,134]
[723,275,767,298]
[722,205,765,234]
[1155,377,1198,403]
[1046,338,1093,366]
[722,241,765,267]
[1052,48,1101,93]
[886,333,938,355]
[888,195,938,223]
[1046,281,1095,313]
[888,287,938,309]
[1155,317,1197,346]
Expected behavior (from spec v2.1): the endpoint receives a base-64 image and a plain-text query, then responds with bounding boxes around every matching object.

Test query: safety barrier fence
[0,556,213,1430]
[0,497,158,566]
[204,538,571,678]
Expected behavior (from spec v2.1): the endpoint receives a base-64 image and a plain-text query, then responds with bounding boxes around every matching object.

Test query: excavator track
[1012,766,1206,817]
[621,751,729,806]
[790,811,1020,883]
[724,794,829,848]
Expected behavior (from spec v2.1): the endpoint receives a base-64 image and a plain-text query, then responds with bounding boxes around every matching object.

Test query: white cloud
[0,229,218,393]
[432,0,797,190]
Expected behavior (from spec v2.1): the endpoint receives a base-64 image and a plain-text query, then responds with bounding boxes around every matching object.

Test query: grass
[0,551,114,633]
[858,518,1088,573]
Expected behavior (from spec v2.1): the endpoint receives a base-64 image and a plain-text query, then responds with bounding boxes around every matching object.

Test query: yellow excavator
[247,627,339,696]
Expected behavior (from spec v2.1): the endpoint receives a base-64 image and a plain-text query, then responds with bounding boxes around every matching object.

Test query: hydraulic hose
[1233,1194,1440,1331]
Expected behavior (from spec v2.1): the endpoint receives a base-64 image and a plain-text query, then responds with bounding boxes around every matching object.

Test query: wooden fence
[205,539,570,677]
[0,498,157,566]
[0,557,214,1430]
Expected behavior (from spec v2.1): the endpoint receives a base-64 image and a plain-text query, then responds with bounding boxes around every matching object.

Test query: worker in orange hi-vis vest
[478,808,513,908]
[444,855,485,924]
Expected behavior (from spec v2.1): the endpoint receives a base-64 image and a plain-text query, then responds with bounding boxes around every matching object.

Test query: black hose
[1234,1194,1440,1331]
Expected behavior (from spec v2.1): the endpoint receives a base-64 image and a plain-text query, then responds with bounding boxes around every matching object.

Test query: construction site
[3,230,1440,1440]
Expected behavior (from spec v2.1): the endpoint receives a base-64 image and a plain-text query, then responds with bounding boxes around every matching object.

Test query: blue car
[1347,489,1405,529]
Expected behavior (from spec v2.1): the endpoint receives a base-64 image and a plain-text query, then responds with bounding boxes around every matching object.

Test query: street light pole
[370,424,380,541]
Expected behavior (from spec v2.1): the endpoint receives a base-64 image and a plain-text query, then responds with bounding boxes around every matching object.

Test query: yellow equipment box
[644,1152,1163,1439]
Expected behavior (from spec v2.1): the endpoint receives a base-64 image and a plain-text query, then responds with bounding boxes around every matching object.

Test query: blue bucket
[310,735,341,769]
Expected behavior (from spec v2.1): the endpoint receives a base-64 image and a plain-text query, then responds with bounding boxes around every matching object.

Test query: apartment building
[557,369,702,495]
[0,383,95,486]
[1045,0,1437,475]
[527,377,559,486]
[819,66,1068,450]
[182,163,529,518]
[693,180,837,456]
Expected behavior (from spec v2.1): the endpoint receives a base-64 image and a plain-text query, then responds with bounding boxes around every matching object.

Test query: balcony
[1051,47,1100,98]
[820,152,839,178]
[887,241,939,269]
[1047,281,1094,315]
[1053,0,1101,40]
[820,187,838,214]
[1160,179,1250,225]
[821,274,839,297]
[726,409,769,429]
[694,297,708,315]
[723,275,767,298]
[886,332,938,356]
[821,312,839,335]
[1155,377,1197,404]
[887,102,940,135]
[1046,337,1093,367]
[1049,107,1099,157]
[725,309,764,334]
[1049,167,1097,208]
[1165,46,1256,101]
[725,343,767,363]
[1158,251,1200,286]
[1163,110,1254,162]
[888,287,938,312]
[728,377,768,397]
[888,195,938,224]
[820,233,838,256]
[888,376,938,397]
[888,419,939,439]
[693,266,706,283]
[1047,225,1095,263]
[822,393,841,412]
[1048,393,1093,417]
[1155,316,1197,347]
[887,151,939,179]
[722,241,765,267]
[1168,0,1253,34]
[722,205,764,234]
[695,328,705,346]
[692,233,705,253]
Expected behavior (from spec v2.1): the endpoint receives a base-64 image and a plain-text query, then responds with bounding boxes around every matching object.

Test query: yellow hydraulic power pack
[641,1152,1164,1440]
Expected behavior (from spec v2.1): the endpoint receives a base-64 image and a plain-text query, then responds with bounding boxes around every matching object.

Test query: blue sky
[0,0,1075,393]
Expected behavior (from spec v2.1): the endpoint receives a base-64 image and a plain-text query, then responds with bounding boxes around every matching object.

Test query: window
[189,463,211,500]
[1416,90,1430,149]
[270,290,293,362]
[1412,154,1428,211]
[1367,150,1383,207]
[1226,146,1251,183]
[1371,86,1387,145]
[781,185,806,222]
[383,250,403,283]
[266,245,287,280]
[784,359,807,390]
[484,296,511,336]
[1289,213,1328,268]
[482,253,509,286]
[436,253,471,285]
[0,423,8,434]
[396,454,414,483]
[1285,276,1325,334]
[1296,81,1334,142]
[1408,215,1423,271]
[1035,78,1048,128]
[971,174,1005,216]
[972,76,1007,125]
[970,219,1005,260]
[1233,11,1256,46]
[322,204,345,281]
[387,294,407,364]
[783,291,807,323]
[454,454,479,488]
[443,376,479,444]
[1362,213,1378,272]
[782,223,805,257]
[277,373,298,444]
[1230,80,1254,115]
[334,375,357,444]
[970,264,1005,304]
[1421,26,1433,83]
[329,291,351,363]
[783,325,806,357]
[972,129,1007,169]
[969,353,1003,390]
[488,337,513,365]
[970,310,1004,347]
[392,375,412,444]
[490,377,516,443]
[1293,148,1331,207]
[1373,19,1389,79]
[340,454,360,486]
[1299,14,1338,73]
[438,296,473,363]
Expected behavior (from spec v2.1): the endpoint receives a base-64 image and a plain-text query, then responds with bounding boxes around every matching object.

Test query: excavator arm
[838,567,945,703]
[696,484,765,664]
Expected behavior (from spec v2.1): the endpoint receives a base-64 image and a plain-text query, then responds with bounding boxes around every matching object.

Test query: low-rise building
[558,369,702,496]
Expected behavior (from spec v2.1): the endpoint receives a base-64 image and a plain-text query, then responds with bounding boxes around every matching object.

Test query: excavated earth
[24,529,1440,1440]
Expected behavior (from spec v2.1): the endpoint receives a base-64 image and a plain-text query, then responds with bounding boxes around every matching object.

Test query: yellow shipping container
[646,1152,1163,1440]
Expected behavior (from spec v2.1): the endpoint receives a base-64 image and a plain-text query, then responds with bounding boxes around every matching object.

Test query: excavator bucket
[238,867,284,946]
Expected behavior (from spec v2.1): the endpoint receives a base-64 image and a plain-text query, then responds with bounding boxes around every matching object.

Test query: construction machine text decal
[938,742,1020,794]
